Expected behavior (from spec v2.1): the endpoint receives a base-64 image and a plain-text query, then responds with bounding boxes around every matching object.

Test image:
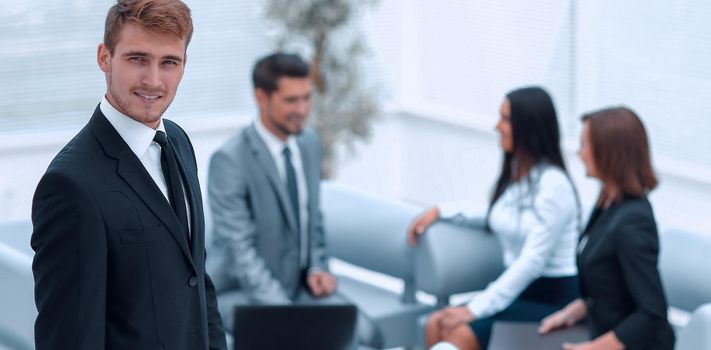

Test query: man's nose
[141,64,161,88]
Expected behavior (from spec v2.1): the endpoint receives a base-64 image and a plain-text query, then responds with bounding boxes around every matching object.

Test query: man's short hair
[104,0,193,55]
[252,53,310,95]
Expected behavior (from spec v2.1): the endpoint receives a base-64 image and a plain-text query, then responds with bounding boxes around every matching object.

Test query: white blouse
[439,165,579,320]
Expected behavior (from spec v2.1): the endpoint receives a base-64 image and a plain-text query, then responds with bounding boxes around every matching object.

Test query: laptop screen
[232,304,357,350]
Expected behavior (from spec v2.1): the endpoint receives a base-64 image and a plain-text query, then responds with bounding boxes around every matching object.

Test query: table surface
[489,321,590,350]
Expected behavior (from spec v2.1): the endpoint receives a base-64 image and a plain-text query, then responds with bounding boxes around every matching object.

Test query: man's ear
[255,88,269,109]
[97,43,110,73]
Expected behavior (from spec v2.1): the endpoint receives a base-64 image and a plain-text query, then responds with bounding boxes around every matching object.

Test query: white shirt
[440,165,579,320]
[254,118,309,267]
[100,96,192,235]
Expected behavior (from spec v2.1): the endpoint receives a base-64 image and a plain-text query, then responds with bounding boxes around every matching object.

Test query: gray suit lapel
[245,125,300,237]
[296,135,318,221]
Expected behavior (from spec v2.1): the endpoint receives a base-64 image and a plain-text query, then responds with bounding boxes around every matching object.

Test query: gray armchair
[322,182,434,348]
[414,220,503,308]
[659,228,711,350]
[322,183,505,349]
[0,219,35,350]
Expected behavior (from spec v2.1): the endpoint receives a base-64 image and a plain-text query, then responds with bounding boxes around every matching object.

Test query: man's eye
[129,57,144,62]
[164,60,178,66]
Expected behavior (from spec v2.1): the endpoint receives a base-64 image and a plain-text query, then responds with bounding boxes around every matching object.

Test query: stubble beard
[107,73,169,126]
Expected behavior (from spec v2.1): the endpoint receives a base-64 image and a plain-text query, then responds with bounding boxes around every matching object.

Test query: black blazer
[577,195,674,350]
[31,106,227,350]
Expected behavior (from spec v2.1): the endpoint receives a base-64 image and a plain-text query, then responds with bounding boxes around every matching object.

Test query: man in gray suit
[207,52,338,318]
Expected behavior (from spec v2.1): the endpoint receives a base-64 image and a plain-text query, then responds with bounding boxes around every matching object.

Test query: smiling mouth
[134,92,162,101]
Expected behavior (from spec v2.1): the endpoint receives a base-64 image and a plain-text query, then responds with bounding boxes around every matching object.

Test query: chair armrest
[415,222,503,305]
[441,215,488,231]
[676,303,711,350]
[0,242,35,350]
[659,229,711,312]
[322,182,420,281]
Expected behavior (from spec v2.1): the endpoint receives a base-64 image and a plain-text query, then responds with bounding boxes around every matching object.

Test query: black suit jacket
[31,106,227,350]
[577,195,674,350]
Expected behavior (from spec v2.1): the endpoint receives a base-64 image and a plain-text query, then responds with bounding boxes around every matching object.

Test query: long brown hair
[583,107,657,204]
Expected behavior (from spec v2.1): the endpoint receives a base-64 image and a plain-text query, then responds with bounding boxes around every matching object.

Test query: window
[575,1,711,169]
[365,0,711,178]
[393,0,575,132]
[0,0,270,133]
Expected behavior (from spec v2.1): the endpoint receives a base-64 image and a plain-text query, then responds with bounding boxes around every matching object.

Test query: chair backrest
[675,303,711,350]
[415,221,504,305]
[659,229,711,312]
[0,219,34,256]
[0,219,35,350]
[322,182,419,282]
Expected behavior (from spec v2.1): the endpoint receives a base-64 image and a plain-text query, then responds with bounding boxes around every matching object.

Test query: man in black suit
[30,1,227,349]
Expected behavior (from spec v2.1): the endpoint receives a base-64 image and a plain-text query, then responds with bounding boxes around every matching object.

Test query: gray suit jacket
[206,124,328,303]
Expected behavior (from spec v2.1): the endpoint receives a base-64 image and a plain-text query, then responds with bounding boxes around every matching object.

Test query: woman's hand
[539,298,587,334]
[438,306,475,336]
[406,207,440,246]
[539,310,577,334]
[562,341,594,350]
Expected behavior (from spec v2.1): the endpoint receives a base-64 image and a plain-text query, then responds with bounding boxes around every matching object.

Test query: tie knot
[282,146,292,159]
[153,130,168,148]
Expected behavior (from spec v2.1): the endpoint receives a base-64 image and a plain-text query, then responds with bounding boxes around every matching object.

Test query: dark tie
[154,131,190,240]
[283,146,301,234]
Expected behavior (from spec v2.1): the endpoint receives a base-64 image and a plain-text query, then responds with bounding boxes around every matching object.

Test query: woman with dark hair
[538,107,675,350]
[407,86,581,350]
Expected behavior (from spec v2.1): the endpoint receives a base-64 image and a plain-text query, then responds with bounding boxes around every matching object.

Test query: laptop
[489,321,589,350]
[232,304,358,350]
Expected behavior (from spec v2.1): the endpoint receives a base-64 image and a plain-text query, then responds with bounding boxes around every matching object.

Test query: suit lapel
[296,135,317,225]
[579,206,615,263]
[89,107,196,272]
[245,125,300,237]
[169,131,204,262]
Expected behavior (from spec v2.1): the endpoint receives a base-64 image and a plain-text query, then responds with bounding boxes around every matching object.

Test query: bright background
[2,0,711,237]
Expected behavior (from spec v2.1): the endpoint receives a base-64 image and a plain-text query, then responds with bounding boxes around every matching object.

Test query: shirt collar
[254,116,299,159]
[100,95,166,159]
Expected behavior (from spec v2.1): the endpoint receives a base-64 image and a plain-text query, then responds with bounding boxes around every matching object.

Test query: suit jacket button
[188,276,198,287]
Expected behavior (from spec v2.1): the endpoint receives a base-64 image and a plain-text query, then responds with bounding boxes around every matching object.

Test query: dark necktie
[283,146,301,234]
[154,131,190,241]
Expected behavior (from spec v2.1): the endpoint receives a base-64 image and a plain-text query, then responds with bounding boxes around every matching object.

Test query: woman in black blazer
[538,107,675,350]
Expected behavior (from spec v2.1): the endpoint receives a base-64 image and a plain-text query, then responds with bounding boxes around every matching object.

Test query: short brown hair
[103,0,193,55]
[583,106,658,203]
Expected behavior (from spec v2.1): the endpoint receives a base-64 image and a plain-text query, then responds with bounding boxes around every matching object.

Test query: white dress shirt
[440,165,579,320]
[100,96,192,235]
[254,118,310,268]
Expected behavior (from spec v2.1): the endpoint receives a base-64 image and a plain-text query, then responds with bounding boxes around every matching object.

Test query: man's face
[257,77,312,141]
[97,22,187,129]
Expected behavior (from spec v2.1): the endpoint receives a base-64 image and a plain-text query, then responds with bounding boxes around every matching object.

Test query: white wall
[337,111,711,236]
[3,107,711,237]
[335,0,711,236]
[0,140,58,220]
[0,115,248,221]
[3,0,711,239]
